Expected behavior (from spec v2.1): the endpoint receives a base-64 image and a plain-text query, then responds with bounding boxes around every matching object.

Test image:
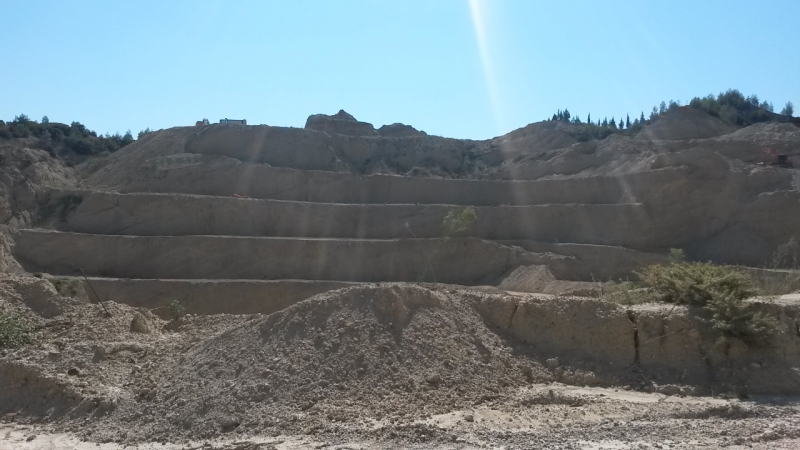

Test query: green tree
[122,130,134,146]
[442,207,477,238]
[41,115,49,124]
[168,299,186,320]
[781,101,794,117]
[659,101,667,114]
[626,114,631,128]
[587,113,591,124]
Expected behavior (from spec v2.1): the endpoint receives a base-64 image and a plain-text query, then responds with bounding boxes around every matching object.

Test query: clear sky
[1,0,798,140]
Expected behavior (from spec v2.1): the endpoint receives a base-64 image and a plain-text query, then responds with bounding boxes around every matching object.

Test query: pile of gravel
[118,284,547,441]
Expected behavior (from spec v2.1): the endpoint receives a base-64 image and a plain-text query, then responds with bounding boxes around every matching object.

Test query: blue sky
[1,0,798,140]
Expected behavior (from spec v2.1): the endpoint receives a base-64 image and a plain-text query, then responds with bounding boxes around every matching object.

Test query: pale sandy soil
[3,384,800,449]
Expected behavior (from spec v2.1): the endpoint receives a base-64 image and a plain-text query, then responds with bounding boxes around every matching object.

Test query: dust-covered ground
[2,276,800,449]
[3,387,800,449]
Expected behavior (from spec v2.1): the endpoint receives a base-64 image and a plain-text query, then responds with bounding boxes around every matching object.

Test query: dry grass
[598,282,658,305]
[749,269,800,296]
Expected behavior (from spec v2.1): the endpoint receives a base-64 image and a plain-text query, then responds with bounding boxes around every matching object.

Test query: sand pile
[3,279,800,447]
[113,284,548,442]
[0,275,247,437]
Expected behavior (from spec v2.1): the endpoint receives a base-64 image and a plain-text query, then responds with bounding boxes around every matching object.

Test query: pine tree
[781,102,794,117]
[602,118,608,127]
[587,113,591,124]
[626,114,631,128]
[610,117,617,129]
[640,111,645,123]
[552,114,558,121]
[563,109,571,121]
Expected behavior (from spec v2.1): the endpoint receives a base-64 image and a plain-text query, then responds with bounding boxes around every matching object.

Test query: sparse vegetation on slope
[548,88,795,140]
[442,206,477,238]
[0,114,136,156]
[0,312,33,349]
[168,299,186,320]
[637,261,755,305]
[689,89,795,125]
[603,258,782,345]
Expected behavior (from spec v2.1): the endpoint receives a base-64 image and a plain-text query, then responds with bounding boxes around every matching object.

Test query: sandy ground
[3,280,800,449]
[2,384,800,449]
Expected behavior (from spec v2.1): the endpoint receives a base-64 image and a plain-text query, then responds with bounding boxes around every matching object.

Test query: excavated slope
[54,284,799,443]
[4,108,799,319]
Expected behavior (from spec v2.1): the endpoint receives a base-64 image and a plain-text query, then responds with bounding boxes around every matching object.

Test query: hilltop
[0,92,799,448]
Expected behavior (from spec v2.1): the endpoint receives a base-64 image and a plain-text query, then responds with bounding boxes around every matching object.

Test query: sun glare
[468,0,504,136]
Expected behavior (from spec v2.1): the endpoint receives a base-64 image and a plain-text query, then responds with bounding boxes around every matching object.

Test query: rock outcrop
[304,109,378,136]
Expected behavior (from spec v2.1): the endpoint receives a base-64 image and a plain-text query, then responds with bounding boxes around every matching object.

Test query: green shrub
[635,262,778,344]
[668,248,686,264]
[599,281,658,305]
[168,299,186,320]
[750,270,800,296]
[637,262,755,306]
[50,277,82,297]
[442,207,477,238]
[707,293,779,346]
[0,313,33,349]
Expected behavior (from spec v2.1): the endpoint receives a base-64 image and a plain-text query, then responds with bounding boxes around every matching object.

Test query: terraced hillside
[4,108,800,315]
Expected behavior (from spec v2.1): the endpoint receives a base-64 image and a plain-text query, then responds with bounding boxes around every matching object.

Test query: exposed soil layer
[2,278,799,448]
[2,109,800,449]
